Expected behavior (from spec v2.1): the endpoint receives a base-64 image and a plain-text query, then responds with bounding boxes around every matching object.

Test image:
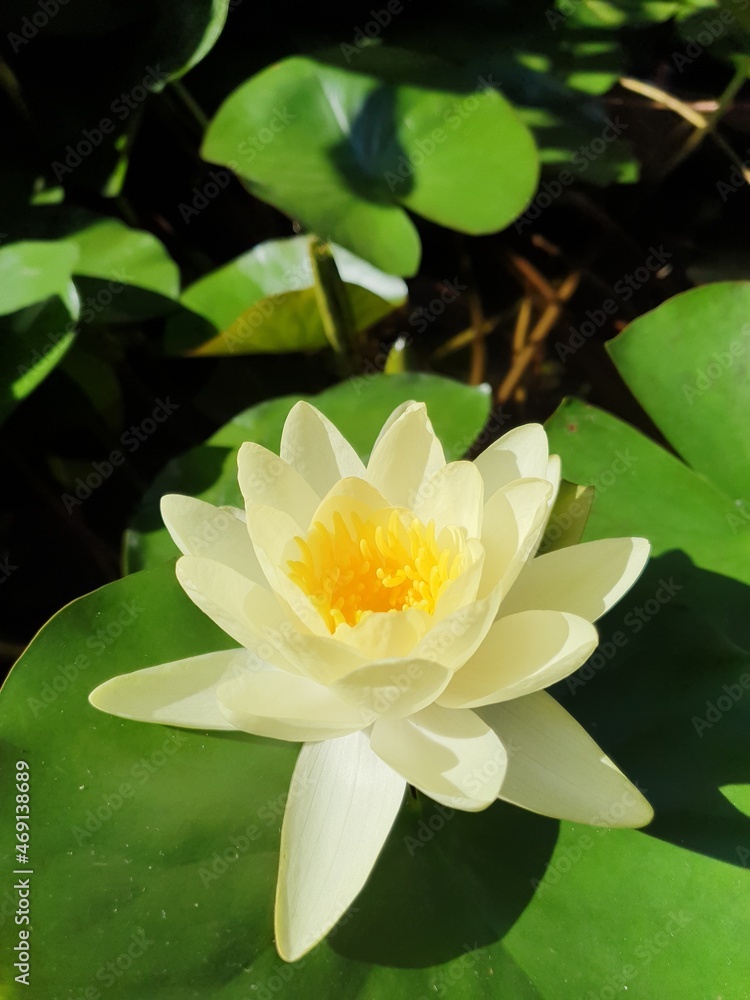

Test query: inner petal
[287,507,467,634]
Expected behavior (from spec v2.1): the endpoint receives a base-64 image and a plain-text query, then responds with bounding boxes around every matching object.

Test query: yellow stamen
[287,508,464,633]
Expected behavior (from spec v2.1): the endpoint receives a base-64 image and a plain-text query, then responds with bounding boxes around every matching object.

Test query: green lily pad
[607,282,750,504]
[124,373,492,572]
[165,237,406,356]
[201,54,539,276]
[0,241,80,424]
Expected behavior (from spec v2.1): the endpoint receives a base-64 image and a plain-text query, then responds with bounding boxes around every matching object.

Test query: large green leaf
[201,54,539,276]
[0,241,80,424]
[545,398,750,589]
[607,282,750,503]
[124,373,492,572]
[166,237,406,356]
[65,219,180,299]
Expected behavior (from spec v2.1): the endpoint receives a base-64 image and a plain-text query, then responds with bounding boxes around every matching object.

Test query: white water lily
[90,400,652,962]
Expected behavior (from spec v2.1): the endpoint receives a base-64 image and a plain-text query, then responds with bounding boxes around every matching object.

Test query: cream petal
[371,400,417,449]
[160,495,265,584]
[89,648,250,730]
[216,669,373,741]
[438,611,598,708]
[410,580,504,671]
[244,505,330,635]
[480,479,552,598]
[336,607,431,660]
[498,537,651,622]
[238,442,320,528]
[370,704,506,811]
[546,455,562,504]
[478,692,653,827]
[275,731,405,962]
[366,402,446,507]
[331,658,453,720]
[175,556,299,659]
[474,424,549,496]
[280,401,366,496]
[307,477,392,533]
[433,540,484,618]
[413,461,484,536]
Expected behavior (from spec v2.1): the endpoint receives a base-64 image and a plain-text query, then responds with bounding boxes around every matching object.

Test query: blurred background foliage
[1,0,750,675]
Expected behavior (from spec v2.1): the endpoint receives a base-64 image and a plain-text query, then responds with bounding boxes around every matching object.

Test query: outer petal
[480,479,552,598]
[175,556,299,656]
[216,669,373,741]
[438,611,598,708]
[366,402,446,507]
[370,704,506,811]
[498,537,651,622]
[280,401,365,496]
[331,658,453,720]
[160,495,264,584]
[478,691,653,827]
[89,649,249,730]
[238,442,319,529]
[474,423,549,496]
[275,731,405,962]
[413,461,484,536]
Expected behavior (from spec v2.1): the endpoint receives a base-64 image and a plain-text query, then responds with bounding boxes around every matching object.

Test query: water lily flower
[90,400,652,962]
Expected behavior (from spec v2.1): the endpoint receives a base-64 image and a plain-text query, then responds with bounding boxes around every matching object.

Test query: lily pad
[165,237,406,356]
[201,54,539,276]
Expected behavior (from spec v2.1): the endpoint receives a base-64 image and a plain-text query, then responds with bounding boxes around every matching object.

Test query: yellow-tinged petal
[370,703,506,811]
[238,442,319,528]
[89,649,249,729]
[410,579,504,670]
[335,607,431,659]
[498,537,650,622]
[175,556,300,658]
[331,658,453,720]
[479,478,552,598]
[280,401,365,496]
[438,611,598,708]
[366,402,445,507]
[275,731,405,962]
[413,461,484,536]
[474,423,549,496]
[244,505,331,635]
[216,669,373,741]
[160,495,265,584]
[478,691,653,827]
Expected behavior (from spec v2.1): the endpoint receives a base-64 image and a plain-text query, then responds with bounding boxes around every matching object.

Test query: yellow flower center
[287,509,464,633]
